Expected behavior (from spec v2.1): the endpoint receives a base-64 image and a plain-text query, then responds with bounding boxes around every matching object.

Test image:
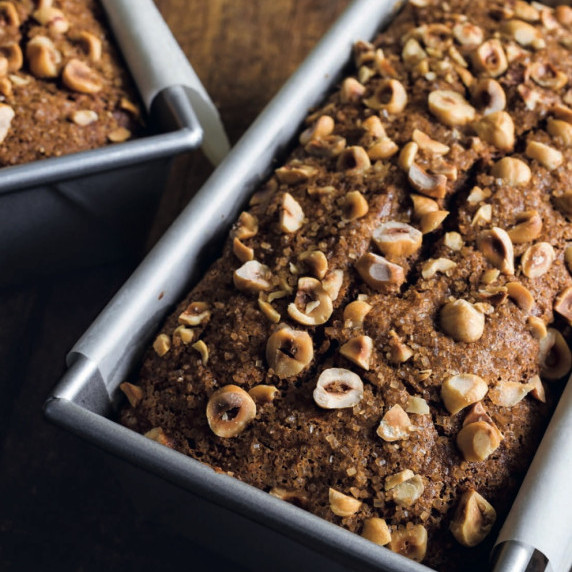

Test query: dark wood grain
[0,1,350,570]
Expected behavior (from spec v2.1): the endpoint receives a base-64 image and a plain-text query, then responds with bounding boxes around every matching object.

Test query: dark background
[0,1,351,569]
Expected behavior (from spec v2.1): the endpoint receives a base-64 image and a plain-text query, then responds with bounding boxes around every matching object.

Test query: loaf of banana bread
[0,0,142,167]
[120,0,572,569]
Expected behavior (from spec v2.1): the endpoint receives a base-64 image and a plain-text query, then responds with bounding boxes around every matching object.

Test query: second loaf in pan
[120,0,572,570]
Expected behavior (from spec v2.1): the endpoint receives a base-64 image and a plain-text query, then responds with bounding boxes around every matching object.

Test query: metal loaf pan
[44,0,568,570]
[0,2,204,285]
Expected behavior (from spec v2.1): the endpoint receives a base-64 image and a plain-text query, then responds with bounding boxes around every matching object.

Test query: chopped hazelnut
[491,157,531,185]
[275,162,318,184]
[108,127,131,143]
[144,427,173,447]
[389,524,427,563]
[364,79,407,114]
[0,43,21,73]
[444,231,464,251]
[0,1,19,27]
[206,385,256,438]
[463,402,495,426]
[472,39,508,77]
[71,110,98,126]
[74,30,102,62]
[191,340,209,365]
[471,204,492,227]
[457,420,503,461]
[428,89,476,127]
[33,6,68,33]
[408,164,447,199]
[329,488,362,517]
[554,286,572,324]
[355,252,405,291]
[340,77,366,103]
[402,38,428,68]
[178,301,211,326]
[450,490,496,547]
[343,300,372,329]
[406,395,430,415]
[279,192,305,233]
[248,384,279,405]
[526,141,563,170]
[153,333,171,357]
[366,137,399,160]
[342,190,369,220]
[477,227,515,275]
[539,328,572,380]
[299,115,334,145]
[528,374,546,403]
[305,135,346,158]
[361,518,391,546]
[340,335,373,370]
[412,129,450,155]
[506,282,534,312]
[473,111,515,151]
[372,221,422,259]
[287,277,333,326]
[313,368,364,409]
[566,245,572,274]
[0,103,14,144]
[527,316,548,340]
[266,325,313,378]
[322,269,344,301]
[501,19,542,47]
[233,238,254,263]
[388,330,413,364]
[258,298,281,323]
[441,373,489,414]
[387,474,424,507]
[521,242,555,278]
[376,404,412,442]
[555,5,572,26]
[453,22,484,46]
[398,141,418,171]
[173,325,194,345]
[336,146,371,174]
[269,487,308,508]
[298,250,328,279]
[488,381,533,407]
[361,115,386,139]
[440,299,485,343]
[547,117,572,147]
[119,382,143,407]
[529,62,568,91]
[411,194,439,217]
[471,78,506,115]
[233,260,272,293]
[26,36,61,78]
[554,191,572,218]
[232,211,258,240]
[62,59,102,94]
[507,210,542,244]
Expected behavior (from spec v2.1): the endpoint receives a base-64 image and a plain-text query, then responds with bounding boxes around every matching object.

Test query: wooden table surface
[0,1,351,570]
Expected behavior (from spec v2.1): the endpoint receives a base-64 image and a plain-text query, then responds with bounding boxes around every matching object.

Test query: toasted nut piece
[412,129,450,155]
[389,524,427,563]
[402,37,427,68]
[421,258,457,280]
[322,269,344,301]
[440,299,485,343]
[554,191,572,217]
[279,192,305,233]
[178,301,211,326]
[343,300,372,328]
[206,385,256,438]
[553,104,572,123]
[62,59,102,94]
[525,141,563,170]
[471,204,492,227]
[521,242,555,278]
[355,252,405,290]
[73,30,102,62]
[0,103,14,144]
[275,162,318,184]
[0,43,21,73]
[298,250,328,279]
[362,518,391,546]
[471,78,506,115]
[457,420,503,461]
[527,316,548,340]
[361,115,386,139]
[529,62,568,91]
[547,118,572,147]
[340,335,373,370]
[232,211,258,240]
[364,79,407,114]
[248,384,279,405]
[305,134,346,158]
[233,260,272,293]
[108,127,131,143]
[491,157,532,186]
[473,111,515,151]
[450,490,496,547]
[340,77,366,103]
[507,210,542,244]
[269,487,308,508]
[388,474,424,507]
[428,90,476,127]
[478,227,515,275]
[554,286,572,324]
[489,381,533,407]
[514,0,540,21]
[501,19,542,47]
[479,287,505,309]
[384,468,414,489]
[144,427,173,447]
[444,231,464,251]
[539,328,572,380]
[372,221,422,259]
[314,368,364,409]
[376,404,412,442]
[299,115,335,145]
[453,22,484,46]
[337,146,371,174]
[343,190,369,220]
[566,245,572,274]
[152,333,171,357]
[463,402,495,427]
[258,298,281,323]
[288,277,333,326]
[406,395,430,415]
[388,330,413,364]
[398,141,418,171]
[26,36,61,78]
[481,269,501,285]
[367,138,399,160]
[173,325,194,345]
[420,210,449,234]
[556,5,572,26]
[71,110,98,126]
[411,194,439,217]
[119,382,143,407]
[233,237,254,263]
[33,6,68,32]
[473,39,508,78]
[528,374,546,403]
[408,164,447,199]
[329,488,362,517]
[441,373,489,414]
[505,282,534,313]
[266,326,313,378]
[0,1,19,26]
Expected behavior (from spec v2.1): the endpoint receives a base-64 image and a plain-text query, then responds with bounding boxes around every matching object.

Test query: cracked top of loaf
[120,0,572,569]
